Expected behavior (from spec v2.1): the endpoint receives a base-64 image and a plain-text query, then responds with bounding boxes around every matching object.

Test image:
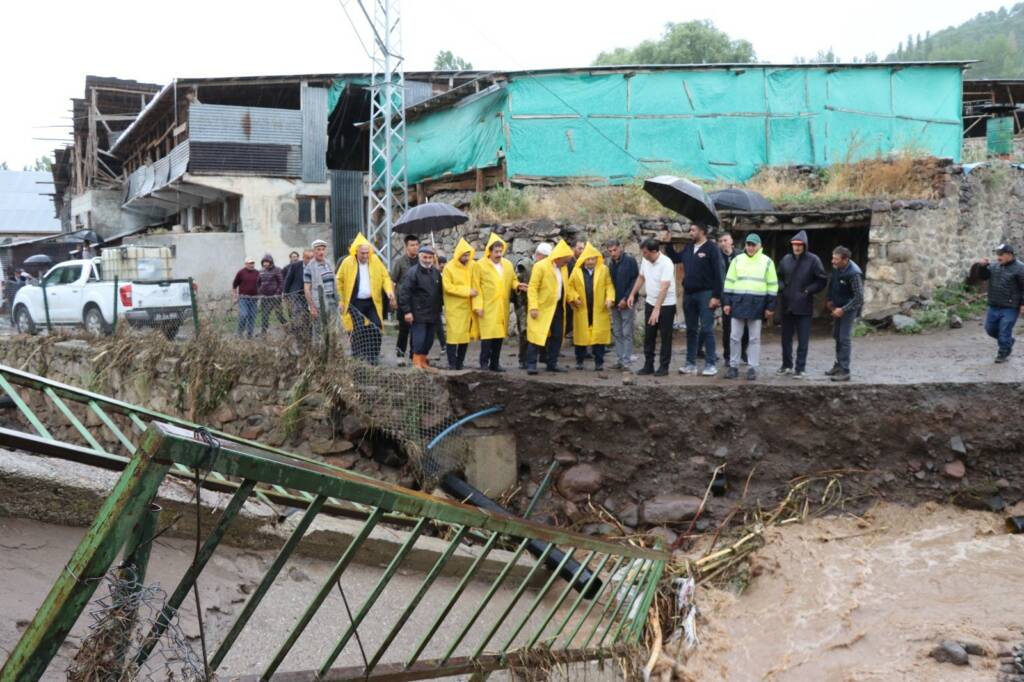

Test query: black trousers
[721,311,749,363]
[643,303,675,371]
[479,338,504,370]
[436,319,447,349]
[349,298,382,364]
[446,343,468,369]
[781,313,813,372]
[575,344,606,368]
[411,322,436,355]
[396,317,411,355]
[527,304,564,370]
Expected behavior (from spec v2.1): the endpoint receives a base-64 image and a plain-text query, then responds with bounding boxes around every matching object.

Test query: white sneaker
[678,364,698,375]
[702,365,718,376]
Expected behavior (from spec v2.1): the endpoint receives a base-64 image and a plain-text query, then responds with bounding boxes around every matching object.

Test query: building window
[298,196,330,225]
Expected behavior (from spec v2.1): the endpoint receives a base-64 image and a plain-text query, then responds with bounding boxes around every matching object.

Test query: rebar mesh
[67,565,206,682]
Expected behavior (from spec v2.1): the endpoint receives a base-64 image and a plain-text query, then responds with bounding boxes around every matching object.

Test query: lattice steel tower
[364,0,407,267]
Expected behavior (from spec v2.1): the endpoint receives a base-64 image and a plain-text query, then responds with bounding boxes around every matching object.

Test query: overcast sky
[0,0,1005,167]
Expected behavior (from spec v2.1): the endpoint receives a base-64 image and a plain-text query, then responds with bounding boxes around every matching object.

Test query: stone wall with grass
[865,163,1024,317]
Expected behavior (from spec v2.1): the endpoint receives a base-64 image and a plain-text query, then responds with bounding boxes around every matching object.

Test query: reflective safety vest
[723,250,779,319]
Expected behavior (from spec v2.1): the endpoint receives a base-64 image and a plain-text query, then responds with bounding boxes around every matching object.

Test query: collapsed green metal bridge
[0,364,667,681]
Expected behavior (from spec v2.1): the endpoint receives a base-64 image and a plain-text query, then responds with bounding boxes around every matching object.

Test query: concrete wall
[185,174,332,260]
[123,232,245,299]
[69,189,153,240]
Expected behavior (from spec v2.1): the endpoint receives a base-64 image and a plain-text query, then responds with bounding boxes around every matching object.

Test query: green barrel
[987,116,1014,156]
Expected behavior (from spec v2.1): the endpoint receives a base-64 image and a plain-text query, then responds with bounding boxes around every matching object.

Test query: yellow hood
[452,237,475,265]
[549,239,574,262]
[348,232,376,257]
[482,232,507,258]
[572,242,603,275]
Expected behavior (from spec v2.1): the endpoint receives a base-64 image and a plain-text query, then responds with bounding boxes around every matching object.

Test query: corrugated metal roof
[0,172,61,235]
[189,103,302,145]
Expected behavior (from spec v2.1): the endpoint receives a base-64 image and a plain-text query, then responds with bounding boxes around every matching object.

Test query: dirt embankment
[448,375,1024,532]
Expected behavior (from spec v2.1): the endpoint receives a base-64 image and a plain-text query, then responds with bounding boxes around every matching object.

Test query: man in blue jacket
[776,230,827,378]
[826,246,864,382]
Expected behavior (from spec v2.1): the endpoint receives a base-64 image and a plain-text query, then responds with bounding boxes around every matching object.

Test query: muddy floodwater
[685,502,1024,681]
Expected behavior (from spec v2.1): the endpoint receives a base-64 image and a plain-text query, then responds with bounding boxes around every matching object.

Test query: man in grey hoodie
[776,230,827,378]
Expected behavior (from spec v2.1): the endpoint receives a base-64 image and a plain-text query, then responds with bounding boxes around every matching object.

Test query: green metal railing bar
[262,507,385,679]
[530,552,607,650]
[209,494,328,670]
[404,531,500,668]
[364,526,470,675]
[0,374,52,439]
[133,478,258,667]
[43,387,106,453]
[560,555,625,650]
[589,560,652,650]
[627,552,665,643]
[439,536,531,665]
[88,400,137,454]
[318,518,429,675]
[496,547,578,657]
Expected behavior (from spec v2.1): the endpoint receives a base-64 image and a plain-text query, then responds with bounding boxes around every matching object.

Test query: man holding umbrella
[390,235,420,363]
[399,246,443,370]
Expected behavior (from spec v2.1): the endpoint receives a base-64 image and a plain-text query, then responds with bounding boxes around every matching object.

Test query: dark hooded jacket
[978,258,1024,308]
[776,230,828,316]
[399,262,443,323]
[257,254,284,296]
[282,258,306,294]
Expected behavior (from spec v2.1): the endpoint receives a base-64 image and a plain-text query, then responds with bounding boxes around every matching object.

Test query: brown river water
[684,502,1024,681]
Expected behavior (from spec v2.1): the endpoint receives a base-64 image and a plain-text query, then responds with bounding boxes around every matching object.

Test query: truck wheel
[14,305,37,335]
[161,321,181,340]
[83,305,111,336]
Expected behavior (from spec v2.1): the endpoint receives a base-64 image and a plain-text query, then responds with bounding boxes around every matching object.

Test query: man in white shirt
[627,238,677,376]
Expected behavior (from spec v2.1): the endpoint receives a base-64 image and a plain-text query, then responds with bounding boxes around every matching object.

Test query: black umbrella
[643,176,720,227]
[23,254,54,266]
[709,188,773,212]
[393,202,469,235]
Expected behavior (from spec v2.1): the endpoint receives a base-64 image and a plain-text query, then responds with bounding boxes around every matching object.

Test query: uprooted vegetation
[468,153,947,222]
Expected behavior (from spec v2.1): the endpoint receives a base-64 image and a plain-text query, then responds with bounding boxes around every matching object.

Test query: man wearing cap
[722,233,778,380]
[825,246,863,382]
[776,230,827,378]
[515,243,551,369]
[399,246,443,369]
[976,243,1024,363]
[304,239,341,338]
[526,240,574,374]
[232,257,260,338]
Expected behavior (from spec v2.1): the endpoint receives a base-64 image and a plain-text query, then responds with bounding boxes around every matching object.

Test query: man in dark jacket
[776,230,827,378]
[663,224,723,376]
[977,243,1024,363]
[283,249,311,335]
[825,246,864,382]
[232,257,260,338]
[257,253,286,334]
[717,232,748,366]
[390,234,420,362]
[399,246,443,369]
[607,239,639,369]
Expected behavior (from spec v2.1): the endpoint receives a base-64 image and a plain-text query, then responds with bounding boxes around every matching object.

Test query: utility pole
[360,0,407,268]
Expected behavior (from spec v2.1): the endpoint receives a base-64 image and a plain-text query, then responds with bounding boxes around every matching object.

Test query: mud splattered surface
[684,502,1024,681]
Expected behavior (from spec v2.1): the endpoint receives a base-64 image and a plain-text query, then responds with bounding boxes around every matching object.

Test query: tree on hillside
[434,50,473,71]
[884,3,1024,78]
[23,156,52,172]
[593,20,755,66]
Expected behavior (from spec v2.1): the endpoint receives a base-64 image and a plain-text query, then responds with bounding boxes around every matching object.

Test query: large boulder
[641,494,702,525]
[557,463,604,501]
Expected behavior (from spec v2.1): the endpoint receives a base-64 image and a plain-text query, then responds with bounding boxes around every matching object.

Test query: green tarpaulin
[403,64,963,185]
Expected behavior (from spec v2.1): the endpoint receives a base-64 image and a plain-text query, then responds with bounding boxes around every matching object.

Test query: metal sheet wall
[330,170,364,262]
[301,86,328,183]
[189,104,302,145]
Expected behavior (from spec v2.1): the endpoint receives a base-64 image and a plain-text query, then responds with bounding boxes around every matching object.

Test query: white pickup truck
[11,258,193,339]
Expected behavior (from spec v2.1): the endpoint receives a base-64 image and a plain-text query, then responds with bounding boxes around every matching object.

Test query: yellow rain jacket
[567,243,615,346]
[472,233,519,340]
[526,239,573,346]
[442,238,479,345]
[335,233,394,331]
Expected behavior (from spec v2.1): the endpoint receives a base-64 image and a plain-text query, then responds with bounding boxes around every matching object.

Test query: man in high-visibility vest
[722,233,778,381]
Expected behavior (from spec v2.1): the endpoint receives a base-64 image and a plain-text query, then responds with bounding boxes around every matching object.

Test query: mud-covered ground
[444,326,1024,533]
[684,501,1024,681]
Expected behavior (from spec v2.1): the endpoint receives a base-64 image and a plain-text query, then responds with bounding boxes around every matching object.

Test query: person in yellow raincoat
[525,239,574,375]
[472,233,524,372]
[442,238,479,370]
[335,233,395,364]
[567,242,615,371]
